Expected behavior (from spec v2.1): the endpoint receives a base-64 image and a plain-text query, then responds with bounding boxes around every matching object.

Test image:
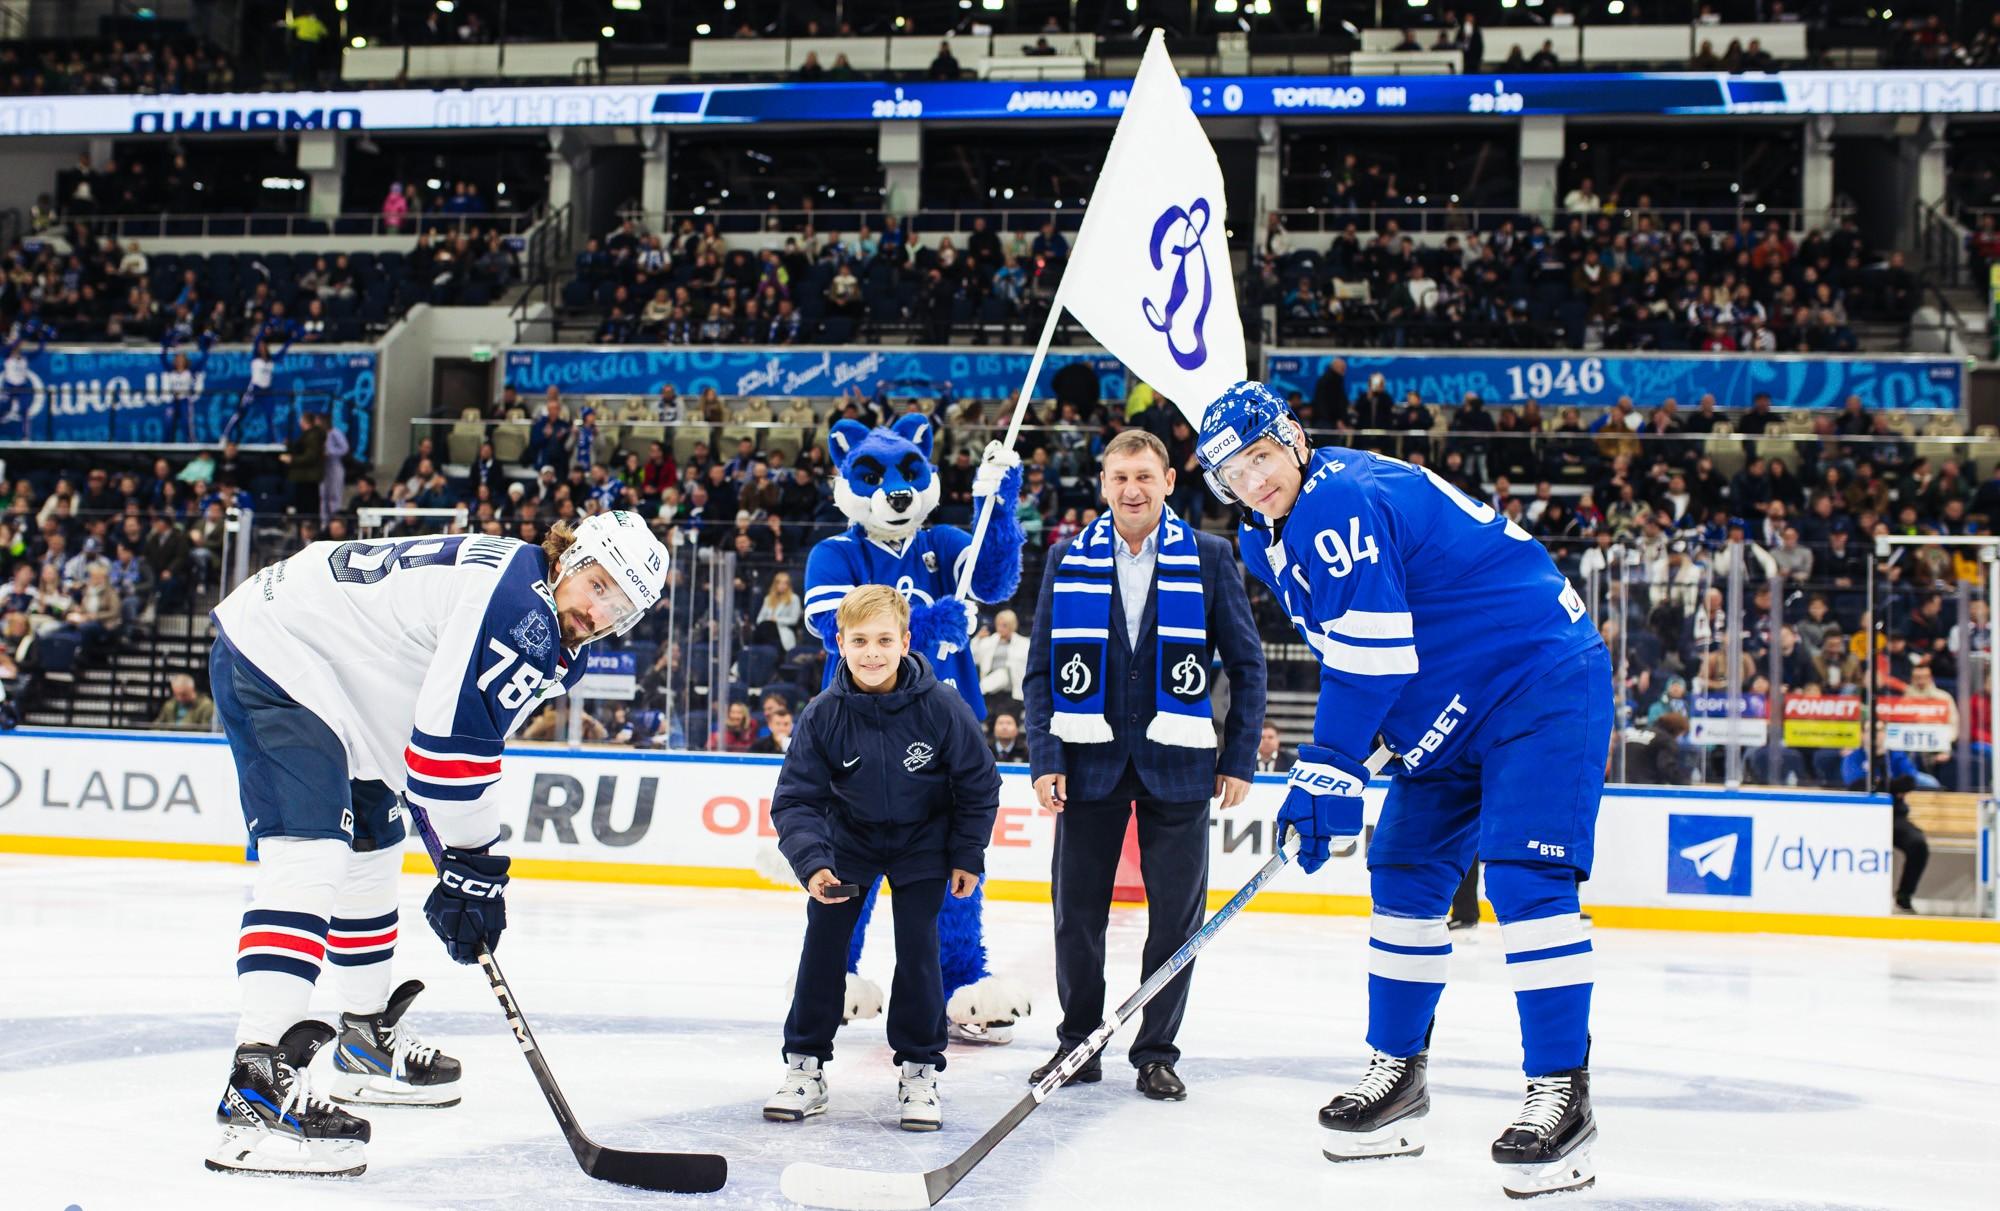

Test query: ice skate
[764,1053,829,1122]
[327,980,463,1108]
[208,1021,371,1177]
[898,1061,941,1132]
[1493,1065,1597,1199]
[1318,1049,1429,1161]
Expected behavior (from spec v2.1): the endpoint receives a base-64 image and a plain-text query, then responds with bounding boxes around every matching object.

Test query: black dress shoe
[1136,1061,1186,1101]
[1028,1046,1102,1087]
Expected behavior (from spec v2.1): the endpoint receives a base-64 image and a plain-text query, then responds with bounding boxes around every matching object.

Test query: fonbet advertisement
[0,732,1893,919]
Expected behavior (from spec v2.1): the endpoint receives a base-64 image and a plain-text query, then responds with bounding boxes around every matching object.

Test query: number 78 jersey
[212,534,584,848]
[1238,448,1600,775]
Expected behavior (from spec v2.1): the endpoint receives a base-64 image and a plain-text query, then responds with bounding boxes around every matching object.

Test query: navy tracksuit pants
[783,866,948,1069]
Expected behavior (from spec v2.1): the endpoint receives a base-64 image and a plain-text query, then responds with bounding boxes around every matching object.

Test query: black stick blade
[586,1145,728,1194]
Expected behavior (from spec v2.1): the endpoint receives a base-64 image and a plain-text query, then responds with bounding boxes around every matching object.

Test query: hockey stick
[406,802,728,1193]
[780,747,1394,1210]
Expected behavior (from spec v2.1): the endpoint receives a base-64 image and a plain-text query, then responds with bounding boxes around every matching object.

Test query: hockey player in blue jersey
[1197,382,1610,1200]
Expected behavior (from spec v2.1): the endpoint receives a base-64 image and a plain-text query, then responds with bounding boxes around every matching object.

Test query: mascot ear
[891,411,934,461]
[828,418,872,466]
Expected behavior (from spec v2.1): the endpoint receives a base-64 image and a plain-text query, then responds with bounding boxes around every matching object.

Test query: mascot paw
[946,976,1033,1037]
[843,972,884,1024]
[911,595,976,662]
[752,843,800,890]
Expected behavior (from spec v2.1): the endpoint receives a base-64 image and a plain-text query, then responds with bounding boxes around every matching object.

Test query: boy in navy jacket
[764,585,1001,1131]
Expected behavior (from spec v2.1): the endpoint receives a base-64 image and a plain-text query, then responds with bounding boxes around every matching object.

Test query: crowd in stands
[1,223,518,344]
[0,38,233,97]
[1252,188,1915,351]
[566,213,1070,345]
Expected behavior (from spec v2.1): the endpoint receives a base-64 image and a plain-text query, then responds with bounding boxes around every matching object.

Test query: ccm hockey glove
[424,844,510,964]
[1275,744,1369,874]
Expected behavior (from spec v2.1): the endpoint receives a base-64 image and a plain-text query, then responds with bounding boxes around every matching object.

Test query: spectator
[971,608,1029,722]
[1255,723,1285,772]
[989,711,1026,762]
[712,700,760,752]
[382,182,410,233]
[757,571,804,651]
[751,701,796,753]
[928,41,961,80]
[151,672,215,730]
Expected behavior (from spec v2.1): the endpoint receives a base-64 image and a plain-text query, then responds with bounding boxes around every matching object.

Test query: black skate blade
[585,1145,727,1194]
[1505,1174,1595,1200]
[204,1158,367,1179]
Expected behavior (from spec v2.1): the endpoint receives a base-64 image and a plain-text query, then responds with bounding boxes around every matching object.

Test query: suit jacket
[1024,525,1265,804]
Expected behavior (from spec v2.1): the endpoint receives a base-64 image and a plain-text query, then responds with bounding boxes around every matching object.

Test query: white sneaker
[763,1053,828,1122]
[898,1061,941,1132]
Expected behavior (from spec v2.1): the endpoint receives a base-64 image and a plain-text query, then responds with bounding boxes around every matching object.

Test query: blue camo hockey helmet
[1196,380,1305,505]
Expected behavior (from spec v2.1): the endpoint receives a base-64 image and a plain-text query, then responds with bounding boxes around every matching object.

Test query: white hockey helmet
[555,510,669,640]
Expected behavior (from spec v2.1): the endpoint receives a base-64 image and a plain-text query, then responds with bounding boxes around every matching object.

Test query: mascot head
[829,412,940,542]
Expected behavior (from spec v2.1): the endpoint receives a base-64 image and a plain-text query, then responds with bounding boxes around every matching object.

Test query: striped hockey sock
[1499,911,1593,1075]
[235,836,346,1046]
[1364,912,1450,1058]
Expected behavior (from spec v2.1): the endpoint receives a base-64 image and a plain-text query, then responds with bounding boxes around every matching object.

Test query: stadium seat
[447,409,487,465]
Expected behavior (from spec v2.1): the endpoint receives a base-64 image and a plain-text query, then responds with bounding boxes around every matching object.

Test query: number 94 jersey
[1238,448,1600,776]
[211,534,584,848]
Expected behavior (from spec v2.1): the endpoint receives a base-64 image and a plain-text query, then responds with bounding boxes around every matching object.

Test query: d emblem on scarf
[1047,510,1215,749]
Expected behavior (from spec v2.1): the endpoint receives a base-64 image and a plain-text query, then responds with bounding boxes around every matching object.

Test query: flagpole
[951,271,1072,601]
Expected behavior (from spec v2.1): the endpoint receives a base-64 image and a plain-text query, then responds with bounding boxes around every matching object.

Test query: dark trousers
[1451,858,1481,925]
[1893,814,1929,905]
[783,871,948,1069]
[1052,765,1209,1068]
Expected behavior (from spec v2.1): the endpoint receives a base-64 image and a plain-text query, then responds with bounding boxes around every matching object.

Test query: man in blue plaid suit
[1022,429,1265,1102]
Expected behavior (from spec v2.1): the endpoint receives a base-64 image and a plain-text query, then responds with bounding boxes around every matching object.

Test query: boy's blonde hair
[836,584,911,633]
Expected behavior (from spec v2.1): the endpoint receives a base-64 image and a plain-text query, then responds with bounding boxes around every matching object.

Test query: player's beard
[560,610,593,647]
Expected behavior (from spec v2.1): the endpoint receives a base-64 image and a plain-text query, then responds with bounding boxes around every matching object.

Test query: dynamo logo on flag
[1144,198,1217,371]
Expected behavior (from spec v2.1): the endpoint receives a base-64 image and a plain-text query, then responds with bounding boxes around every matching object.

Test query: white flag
[1060,30,1245,422]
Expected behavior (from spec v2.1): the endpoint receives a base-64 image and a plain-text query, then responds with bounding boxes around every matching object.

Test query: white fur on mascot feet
[803,412,1029,1044]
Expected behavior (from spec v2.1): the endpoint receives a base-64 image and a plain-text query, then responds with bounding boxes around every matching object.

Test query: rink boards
[0,728,1990,943]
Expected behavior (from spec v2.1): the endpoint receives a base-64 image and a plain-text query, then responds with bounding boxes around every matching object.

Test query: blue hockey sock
[1365,913,1450,1057]
[1364,861,1462,1057]
[1487,860,1592,1076]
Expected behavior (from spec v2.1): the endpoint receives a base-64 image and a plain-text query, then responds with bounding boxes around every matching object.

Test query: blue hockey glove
[424,845,510,964]
[1275,744,1369,875]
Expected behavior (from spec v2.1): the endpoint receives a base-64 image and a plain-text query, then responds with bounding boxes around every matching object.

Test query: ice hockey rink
[5,854,1997,1211]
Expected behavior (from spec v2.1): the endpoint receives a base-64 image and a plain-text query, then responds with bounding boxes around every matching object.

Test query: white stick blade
[780,1161,935,1210]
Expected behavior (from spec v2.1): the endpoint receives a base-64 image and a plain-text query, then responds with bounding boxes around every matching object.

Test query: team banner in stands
[502,346,1127,404]
[0,733,1896,921]
[4,72,2000,136]
[14,346,377,449]
[1263,351,1963,412]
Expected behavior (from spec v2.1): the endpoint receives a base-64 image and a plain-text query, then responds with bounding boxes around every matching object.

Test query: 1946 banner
[1264,351,1963,412]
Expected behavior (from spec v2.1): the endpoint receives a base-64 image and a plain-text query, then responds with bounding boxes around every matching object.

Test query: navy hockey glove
[424,845,510,964]
[1275,744,1369,875]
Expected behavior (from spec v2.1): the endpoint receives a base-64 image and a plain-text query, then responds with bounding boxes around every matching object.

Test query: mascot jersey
[804,527,982,710]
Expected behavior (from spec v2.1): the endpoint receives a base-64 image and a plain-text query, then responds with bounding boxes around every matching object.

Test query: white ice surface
[3,855,1997,1211]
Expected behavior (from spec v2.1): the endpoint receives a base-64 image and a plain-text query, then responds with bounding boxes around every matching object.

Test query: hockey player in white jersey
[1197,383,1609,1200]
[204,511,668,1177]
